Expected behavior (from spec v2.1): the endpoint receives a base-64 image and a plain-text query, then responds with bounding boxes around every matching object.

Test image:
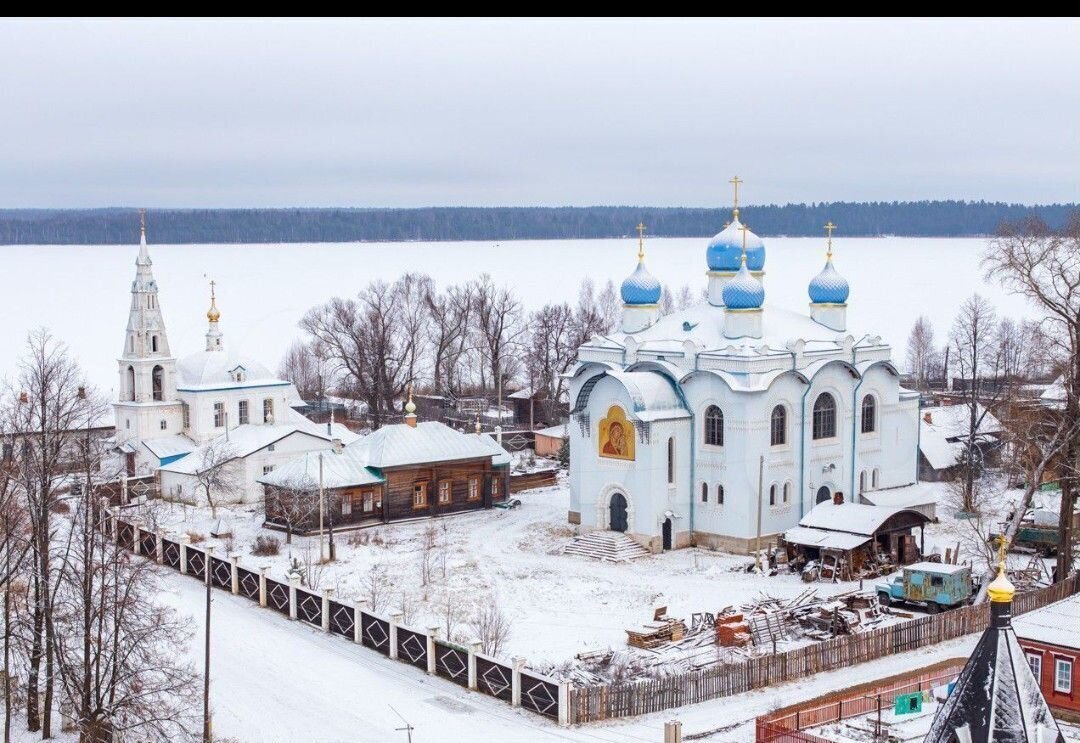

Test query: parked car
[876,562,973,614]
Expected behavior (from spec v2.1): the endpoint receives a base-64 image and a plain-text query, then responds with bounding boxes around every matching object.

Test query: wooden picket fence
[568,573,1080,724]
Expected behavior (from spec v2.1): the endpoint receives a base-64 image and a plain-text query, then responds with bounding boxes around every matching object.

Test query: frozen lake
[0,237,1035,393]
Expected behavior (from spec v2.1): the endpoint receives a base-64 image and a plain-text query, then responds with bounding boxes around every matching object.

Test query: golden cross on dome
[139,208,146,233]
[636,222,646,261]
[210,279,216,299]
[738,223,751,265]
[996,533,1008,568]
[729,175,743,209]
[824,221,837,259]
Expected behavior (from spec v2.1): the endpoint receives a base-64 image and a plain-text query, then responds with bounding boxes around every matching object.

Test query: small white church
[568,180,920,553]
[110,218,353,504]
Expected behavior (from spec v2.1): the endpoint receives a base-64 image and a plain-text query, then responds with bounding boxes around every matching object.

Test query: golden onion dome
[207,280,221,322]
[987,563,1016,603]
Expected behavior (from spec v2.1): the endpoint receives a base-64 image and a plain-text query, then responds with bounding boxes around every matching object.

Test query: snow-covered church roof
[177,349,285,391]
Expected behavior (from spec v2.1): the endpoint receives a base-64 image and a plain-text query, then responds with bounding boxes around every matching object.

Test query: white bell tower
[113,212,185,473]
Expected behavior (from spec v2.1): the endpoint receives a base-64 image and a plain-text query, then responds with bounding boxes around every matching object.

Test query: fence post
[228,552,241,595]
[205,545,215,586]
[258,565,269,608]
[353,599,369,644]
[664,720,683,743]
[388,611,404,660]
[179,534,191,575]
[467,640,481,690]
[156,530,165,564]
[511,656,526,707]
[558,681,570,726]
[288,575,299,621]
[426,625,440,675]
[322,589,333,632]
[131,521,141,555]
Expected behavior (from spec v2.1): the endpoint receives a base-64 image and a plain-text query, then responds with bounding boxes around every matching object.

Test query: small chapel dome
[707,217,766,272]
[621,261,662,305]
[722,257,765,310]
[808,258,850,304]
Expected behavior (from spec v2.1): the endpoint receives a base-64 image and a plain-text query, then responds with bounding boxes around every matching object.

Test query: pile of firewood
[625,607,687,649]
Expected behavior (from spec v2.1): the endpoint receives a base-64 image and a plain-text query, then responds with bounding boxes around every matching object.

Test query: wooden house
[1014,592,1080,717]
[260,409,510,533]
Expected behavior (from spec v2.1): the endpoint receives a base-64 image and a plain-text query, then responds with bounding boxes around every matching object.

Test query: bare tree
[472,274,525,393]
[302,276,430,428]
[419,524,438,597]
[426,283,474,395]
[362,562,391,614]
[658,285,674,316]
[525,303,574,404]
[53,445,198,741]
[949,294,1002,513]
[189,438,240,519]
[264,474,318,549]
[0,426,30,743]
[597,280,619,334]
[986,214,1080,578]
[470,600,512,656]
[3,330,91,737]
[675,284,695,311]
[906,315,936,389]
[278,339,333,401]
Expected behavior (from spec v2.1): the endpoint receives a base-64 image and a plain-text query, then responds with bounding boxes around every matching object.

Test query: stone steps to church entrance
[562,531,651,562]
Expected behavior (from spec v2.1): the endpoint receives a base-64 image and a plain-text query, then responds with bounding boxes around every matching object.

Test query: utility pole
[203,545,214,743]
[755,455,764,571]
[318,453,325,562]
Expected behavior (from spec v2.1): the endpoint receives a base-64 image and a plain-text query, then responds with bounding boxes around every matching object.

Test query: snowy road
[163,577,639,743]
[162,573,978,743]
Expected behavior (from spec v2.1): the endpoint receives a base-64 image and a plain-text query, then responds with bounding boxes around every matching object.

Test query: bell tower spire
[114,211,183,474]
[205,279,224,352]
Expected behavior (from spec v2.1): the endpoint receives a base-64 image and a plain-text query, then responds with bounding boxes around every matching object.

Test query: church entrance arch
[662,518,672,550]
[609,493,628,533]
[815,485,832,504]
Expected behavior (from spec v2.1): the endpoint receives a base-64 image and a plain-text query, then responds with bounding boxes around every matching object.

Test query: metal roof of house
[1013,593,1080,651]
[160,424,330,475]
[919,403,1003,470]
[258,449,385,489]
[799,501,930,536]
[782,526,869,551]
[142,434,197,460]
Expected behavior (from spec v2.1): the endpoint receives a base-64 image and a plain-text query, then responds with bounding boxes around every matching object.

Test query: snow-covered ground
[157,569,981,743]
[0,237,1036,392]
[129,481,867,667]
[122,476,1055,673]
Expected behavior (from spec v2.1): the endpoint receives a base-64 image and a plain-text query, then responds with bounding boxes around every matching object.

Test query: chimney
[923,412,933,425]
[832,491,844,506]
[332,437,343,454]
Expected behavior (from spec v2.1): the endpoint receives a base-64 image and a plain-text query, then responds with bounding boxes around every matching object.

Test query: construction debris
[625,607,687,649]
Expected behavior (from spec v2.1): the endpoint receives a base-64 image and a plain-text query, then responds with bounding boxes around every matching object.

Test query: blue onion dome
[621,260,662,305]
[707,216,766,272]
[722,257,765,309]
[808,256,850,304]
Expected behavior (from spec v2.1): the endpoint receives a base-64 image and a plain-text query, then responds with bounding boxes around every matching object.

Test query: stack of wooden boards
[625,607,687,649]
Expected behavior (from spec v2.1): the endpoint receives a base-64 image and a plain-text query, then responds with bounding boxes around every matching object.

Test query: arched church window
[263,398,274,423]
[812,393,837,440]
[717,484,724,505]
[872,468,880,489]
[769,483,777,506]
[704,406,724,446]
[667,437,675,485]
[701,483,708,503]
[783,482,791,503]
[151,365,164,402]
[151,335,158,353]
[126,366,136,402]
[770,405,787,446]
[860,471,867,493]
[861,395,876,433]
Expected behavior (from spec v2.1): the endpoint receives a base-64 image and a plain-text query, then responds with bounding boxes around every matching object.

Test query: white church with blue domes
[567,180,920,553]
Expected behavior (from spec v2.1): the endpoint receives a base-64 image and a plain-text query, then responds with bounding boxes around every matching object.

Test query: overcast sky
[1,18,1077,208]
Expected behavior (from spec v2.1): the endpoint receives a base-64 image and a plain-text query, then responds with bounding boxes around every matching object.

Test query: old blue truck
[876,562,973,614]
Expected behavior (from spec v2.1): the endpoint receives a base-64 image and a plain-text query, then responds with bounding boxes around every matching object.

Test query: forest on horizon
[0,200,1075,245]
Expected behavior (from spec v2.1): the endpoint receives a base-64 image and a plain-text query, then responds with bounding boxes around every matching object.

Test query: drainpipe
[851,373,866,503]
[798,382,812,519]
[667,378,695,536]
